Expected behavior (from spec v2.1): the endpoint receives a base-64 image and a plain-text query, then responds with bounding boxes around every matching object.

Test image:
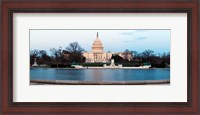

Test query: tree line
[112,49,170,68]
[30,42,170,68]
[30,42,85,68]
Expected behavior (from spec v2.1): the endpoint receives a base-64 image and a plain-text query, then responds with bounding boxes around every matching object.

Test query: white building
[83,32,112,63]
[83,32,133,63]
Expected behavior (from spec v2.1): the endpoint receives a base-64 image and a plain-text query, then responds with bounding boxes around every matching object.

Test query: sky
[30,29,170,55]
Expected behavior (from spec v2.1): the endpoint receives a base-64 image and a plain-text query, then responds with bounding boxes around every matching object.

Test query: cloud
[121,32,134,35]
[136,37,147,40]
[123,40,132,43]
[121,30,149,35]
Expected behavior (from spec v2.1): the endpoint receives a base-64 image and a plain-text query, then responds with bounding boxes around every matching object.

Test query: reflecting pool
[30,68,170,82]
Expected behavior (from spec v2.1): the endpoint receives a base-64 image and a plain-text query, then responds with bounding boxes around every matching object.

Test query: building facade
[83,32,133,63]
[83,32,113,63]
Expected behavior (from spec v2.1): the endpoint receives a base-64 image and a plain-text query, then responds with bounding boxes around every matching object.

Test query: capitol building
[83,32,133,63]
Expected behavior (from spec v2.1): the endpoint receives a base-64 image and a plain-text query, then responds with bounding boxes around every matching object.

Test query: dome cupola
[92,32,104,52]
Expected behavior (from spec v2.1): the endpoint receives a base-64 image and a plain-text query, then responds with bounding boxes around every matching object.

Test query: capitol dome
[92,32,104,51]
[82,32,113,63]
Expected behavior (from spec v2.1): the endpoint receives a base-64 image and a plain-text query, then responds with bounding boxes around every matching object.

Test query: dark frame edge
[0,0,2,115]
[198,1,200,115]
[1,0,199,114]
[187,8,192,107]
[8,8,192,107]
[8,8,13,108]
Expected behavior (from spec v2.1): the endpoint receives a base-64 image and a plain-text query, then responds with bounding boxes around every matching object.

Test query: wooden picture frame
[1,0,199,114]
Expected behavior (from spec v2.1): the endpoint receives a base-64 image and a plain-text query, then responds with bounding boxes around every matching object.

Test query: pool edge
[30,79,170,85]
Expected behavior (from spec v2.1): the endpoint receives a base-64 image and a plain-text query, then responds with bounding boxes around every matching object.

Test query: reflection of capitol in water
[83,32,133,63]
[92,70,103,81]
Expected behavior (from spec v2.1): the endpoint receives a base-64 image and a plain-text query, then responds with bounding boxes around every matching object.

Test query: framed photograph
[1,0,199,114]
[30,29,170,85]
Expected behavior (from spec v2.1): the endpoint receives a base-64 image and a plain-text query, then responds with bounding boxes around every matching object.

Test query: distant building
[83,32,133,63]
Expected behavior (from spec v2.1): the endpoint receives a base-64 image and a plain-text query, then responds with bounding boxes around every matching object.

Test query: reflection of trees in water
[54,69,85,80]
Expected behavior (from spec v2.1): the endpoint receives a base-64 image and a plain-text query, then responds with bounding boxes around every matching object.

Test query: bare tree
[38,50,50,65]
[30,50,39,65]
[66,42,85,63]
[123,49,133,61]
[50,47,62,68]
[30,50,39,57]
[141,49,154,62]
[66,42,84,53]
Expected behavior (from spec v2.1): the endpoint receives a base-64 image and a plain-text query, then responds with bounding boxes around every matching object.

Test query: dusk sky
[30,29,170,55]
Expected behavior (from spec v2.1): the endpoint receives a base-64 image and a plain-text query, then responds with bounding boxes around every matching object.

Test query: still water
[30,68,170,81]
